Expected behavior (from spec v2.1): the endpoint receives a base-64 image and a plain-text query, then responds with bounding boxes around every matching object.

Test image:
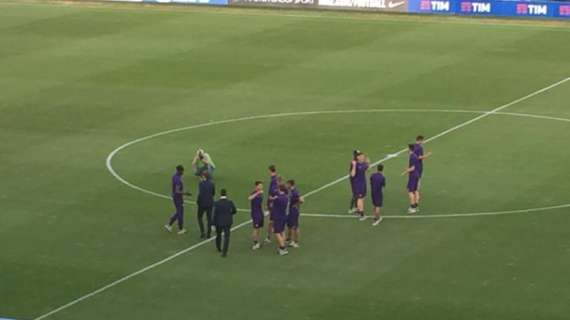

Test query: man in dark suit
[196,172,215,239]
[213,189,237,257]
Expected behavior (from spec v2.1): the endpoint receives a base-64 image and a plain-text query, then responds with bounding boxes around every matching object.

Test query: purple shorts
[287,212,299,229]
[372,195,383,208]
[351,183,367,199]
[252,214,264,229]
[407,177,419,193]
[273,219,286,234]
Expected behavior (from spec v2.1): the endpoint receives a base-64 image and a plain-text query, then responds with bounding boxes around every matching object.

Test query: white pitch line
[302,202,570,219]
[35,77,569,320]
[32,219,252,320]
[302,77,570,199]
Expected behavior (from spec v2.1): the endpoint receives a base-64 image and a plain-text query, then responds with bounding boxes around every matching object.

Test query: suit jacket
[213,198,237,227]
[197,179,215,208]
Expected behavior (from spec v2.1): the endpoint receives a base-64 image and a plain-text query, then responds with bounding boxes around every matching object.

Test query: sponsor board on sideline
[318,0,408,11]
[105,0,230,5]
[231,0,315,7]
[408,0,570,18]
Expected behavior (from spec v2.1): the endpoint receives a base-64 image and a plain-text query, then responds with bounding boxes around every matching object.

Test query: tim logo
[516,3,548,15]
[460,1,491,13]
[420,0,450,11]
[560,5,570,16]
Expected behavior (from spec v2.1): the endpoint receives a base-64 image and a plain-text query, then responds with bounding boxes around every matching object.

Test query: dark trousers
[215,225,231,254]
[197,206,213,237]
[168,200,184,229]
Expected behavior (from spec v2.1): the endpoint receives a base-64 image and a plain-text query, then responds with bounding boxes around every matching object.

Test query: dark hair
[254,181,262,186]
[416,135,424,141]
[279,184,288,193]
[408,144,415,151]
[268,165,276,173]
[287,179,295,186]
[201,172,209,179]
[176,165,184,172]
[220,189,227,196]
[353,150,359,160]
[377,164,384,172]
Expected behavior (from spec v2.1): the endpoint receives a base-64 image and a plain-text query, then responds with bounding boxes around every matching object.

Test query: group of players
[349,135,432,222]
[163,149,304,256]
[248,165,304,256]
[164,135,431,256]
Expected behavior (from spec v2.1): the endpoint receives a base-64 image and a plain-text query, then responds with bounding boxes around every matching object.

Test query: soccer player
[413,135,432,204]
[248,181,264,250]
[196,172,215,239]
[265,165,279,243]
[192,148,216,179]
[347,150,359,214]
[286,180,304,248]
[164,165,192,234]
[402,144,420,214]
[350,151,370,220]
[369,164,386,226]
[272,184,290,256]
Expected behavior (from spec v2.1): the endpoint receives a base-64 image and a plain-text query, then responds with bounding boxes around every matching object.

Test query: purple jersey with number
[268,175,278,196]
[409,153,420,178]
[351,162,369,198]
[407,153,420,192]
[414,143,424,176]
[172,174,183,201]
[250,191,263,217]
[272,193,289,221]
[250,191,263,227]
[370,172,386,206]
[288,188,301,215]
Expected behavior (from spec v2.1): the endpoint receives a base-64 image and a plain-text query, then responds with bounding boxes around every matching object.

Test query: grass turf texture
[1,1,570,319]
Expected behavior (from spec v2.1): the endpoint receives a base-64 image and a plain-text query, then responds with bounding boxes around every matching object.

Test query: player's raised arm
[248,190,262,201]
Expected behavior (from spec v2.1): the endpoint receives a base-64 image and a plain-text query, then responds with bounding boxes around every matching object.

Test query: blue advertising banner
[408,0,570,19]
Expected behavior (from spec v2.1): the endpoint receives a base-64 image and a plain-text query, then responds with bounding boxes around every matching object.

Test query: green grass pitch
[1,1,570,319]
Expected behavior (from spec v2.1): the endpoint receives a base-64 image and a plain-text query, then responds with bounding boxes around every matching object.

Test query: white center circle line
[105,108,570,219]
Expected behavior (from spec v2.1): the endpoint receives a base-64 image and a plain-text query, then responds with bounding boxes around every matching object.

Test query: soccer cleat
[348,208,356,214]
[252,243,261,250]
[278,248,289,256]
[359,215,367,221]
[264,237,272,243]
[407,207,417,215]
[263,210,270,217]
[164,224,173,233]
[177,229,187,235]
[289,241,300,248]
[372,217,383,226]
